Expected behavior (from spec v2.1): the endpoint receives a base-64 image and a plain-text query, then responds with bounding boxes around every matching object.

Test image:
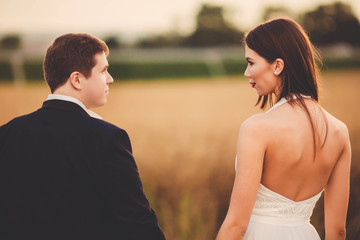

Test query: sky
[0,0,359,42]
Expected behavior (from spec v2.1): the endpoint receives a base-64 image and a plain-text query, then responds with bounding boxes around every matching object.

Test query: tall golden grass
[0,69,359,239]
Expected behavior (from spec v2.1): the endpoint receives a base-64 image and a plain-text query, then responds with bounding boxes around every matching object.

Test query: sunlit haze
[0,0,359,42]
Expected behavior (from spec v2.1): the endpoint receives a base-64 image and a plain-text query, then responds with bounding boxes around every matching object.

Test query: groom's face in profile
[81,51,113,109]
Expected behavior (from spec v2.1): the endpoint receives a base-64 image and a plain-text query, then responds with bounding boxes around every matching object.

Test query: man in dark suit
[0,33,165,240]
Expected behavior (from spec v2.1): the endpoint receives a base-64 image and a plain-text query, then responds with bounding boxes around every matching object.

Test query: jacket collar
[41,99,90,116]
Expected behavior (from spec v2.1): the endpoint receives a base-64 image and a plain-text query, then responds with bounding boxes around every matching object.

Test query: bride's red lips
[250,82,256,88]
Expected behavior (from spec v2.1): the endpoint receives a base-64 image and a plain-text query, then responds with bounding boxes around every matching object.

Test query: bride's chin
[258,90,274,96]
[257,91,267,96]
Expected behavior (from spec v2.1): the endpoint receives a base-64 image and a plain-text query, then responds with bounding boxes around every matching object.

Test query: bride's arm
[216,115,267,240]
[324,123,351,240]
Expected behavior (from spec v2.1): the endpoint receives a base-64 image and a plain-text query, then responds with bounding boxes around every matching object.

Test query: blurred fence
[0,46,359,81]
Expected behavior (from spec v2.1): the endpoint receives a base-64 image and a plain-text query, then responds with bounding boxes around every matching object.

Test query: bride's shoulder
[239,113,271,133]
[237,114,274,146]
[322,108,350,139]
[243,112,273,124]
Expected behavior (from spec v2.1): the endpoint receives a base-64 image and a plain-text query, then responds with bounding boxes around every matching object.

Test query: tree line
[1,1,359,50]
[137,2,360,48]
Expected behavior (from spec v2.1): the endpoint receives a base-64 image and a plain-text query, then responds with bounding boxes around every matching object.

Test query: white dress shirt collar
[47,94,87,112]
[46,94,102,119]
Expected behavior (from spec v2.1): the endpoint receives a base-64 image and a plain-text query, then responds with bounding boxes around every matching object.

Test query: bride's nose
[244,66,251,78]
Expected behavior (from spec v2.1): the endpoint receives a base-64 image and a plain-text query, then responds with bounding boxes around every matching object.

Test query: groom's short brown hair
[43,33,109,93]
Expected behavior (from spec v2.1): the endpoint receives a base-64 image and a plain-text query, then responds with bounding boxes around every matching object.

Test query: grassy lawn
[1,69,359,239]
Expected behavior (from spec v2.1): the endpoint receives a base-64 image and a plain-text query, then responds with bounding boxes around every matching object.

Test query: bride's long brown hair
[244,18,328,156]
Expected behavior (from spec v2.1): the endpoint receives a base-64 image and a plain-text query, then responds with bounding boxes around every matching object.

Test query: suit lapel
[41,100,90,116]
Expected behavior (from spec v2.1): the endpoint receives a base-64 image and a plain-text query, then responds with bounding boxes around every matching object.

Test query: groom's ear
[69,71,83,90]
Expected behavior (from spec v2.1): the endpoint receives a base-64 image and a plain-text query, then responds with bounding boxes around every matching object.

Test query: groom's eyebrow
[102,65,109,71]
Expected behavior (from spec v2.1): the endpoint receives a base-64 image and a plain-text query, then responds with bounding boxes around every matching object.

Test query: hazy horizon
[1,0,359,40]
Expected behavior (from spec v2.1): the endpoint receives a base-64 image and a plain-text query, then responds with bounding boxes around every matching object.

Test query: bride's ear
[273,58,284,76]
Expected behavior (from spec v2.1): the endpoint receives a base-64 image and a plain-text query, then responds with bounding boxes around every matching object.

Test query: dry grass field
[0,69,359,239]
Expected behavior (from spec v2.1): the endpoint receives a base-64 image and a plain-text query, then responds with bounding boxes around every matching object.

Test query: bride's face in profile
[244,45,281,97]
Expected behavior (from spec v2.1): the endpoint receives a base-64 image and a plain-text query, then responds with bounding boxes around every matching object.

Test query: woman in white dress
[216,18,351,240]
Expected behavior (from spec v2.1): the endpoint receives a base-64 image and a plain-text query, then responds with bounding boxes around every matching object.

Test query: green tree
[104,35,122,49]
[262,6,294,21]
[137,35,184,48]
[300,2,360,45]
[184,4,243,47]
[1,34,22,50]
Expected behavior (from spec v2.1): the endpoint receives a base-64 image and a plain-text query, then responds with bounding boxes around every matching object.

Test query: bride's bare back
[258,98,350,201]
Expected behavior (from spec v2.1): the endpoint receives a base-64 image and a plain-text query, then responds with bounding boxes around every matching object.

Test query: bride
[216,18,351,240]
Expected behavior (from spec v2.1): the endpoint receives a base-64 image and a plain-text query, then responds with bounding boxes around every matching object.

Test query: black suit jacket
[0,100,165,240]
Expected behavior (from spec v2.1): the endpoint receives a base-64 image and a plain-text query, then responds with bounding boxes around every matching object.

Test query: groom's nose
[106,72,114,84]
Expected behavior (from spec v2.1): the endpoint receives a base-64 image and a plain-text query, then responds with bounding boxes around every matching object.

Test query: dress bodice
[244,185,322,239]
[251,184,323,225]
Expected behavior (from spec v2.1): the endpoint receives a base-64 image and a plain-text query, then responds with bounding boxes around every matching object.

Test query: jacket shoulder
[0,111,38,132]
[83,117,132,149]
[85,117,128,136]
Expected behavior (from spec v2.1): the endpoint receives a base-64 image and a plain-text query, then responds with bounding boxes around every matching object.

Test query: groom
[0,34,165,240]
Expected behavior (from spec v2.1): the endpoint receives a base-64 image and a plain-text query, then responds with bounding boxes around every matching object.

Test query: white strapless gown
[239,97,323,239]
